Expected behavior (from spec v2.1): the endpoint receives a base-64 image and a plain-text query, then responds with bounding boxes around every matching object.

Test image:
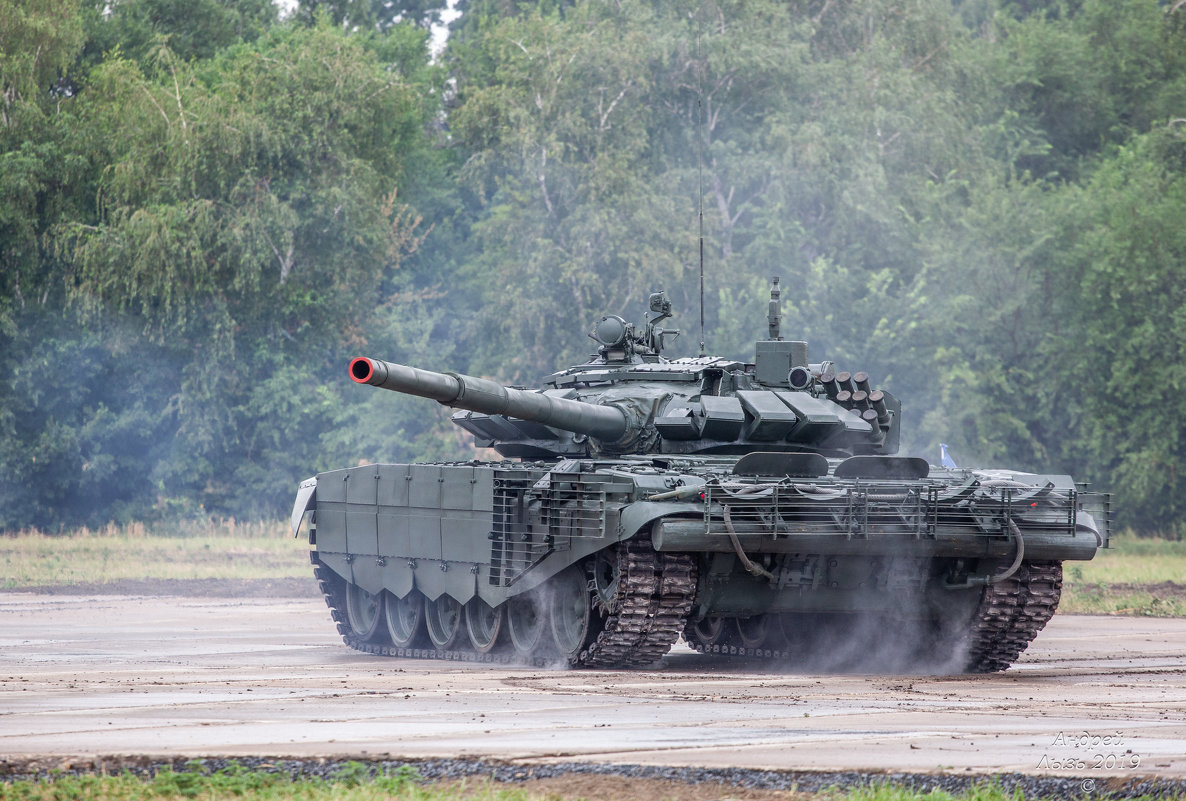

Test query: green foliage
[294,0,452,33]
[4,0,1186,533]
[82,0,277,66]
[0,313,175,529]
[0,0,85,109]
[1042,125,1186,530]
[0,762,429,801]
[825,781,1025,801]
[449,2,688,377]
[1,5,453,530]
[12,769,1153,801]
[0,0,89,317]
[987,0,1186,180]
[443,0,1186,533]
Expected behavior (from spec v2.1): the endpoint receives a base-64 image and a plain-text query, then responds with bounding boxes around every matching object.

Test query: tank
[291,280,1110,672]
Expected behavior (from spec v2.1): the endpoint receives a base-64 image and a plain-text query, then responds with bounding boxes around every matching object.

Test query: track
[964,560,1063,672]
[316,541,698,669]
[322,550,1063,673]
[573,539,696,668]
[683,561,1064,672]
[317,556,533,665]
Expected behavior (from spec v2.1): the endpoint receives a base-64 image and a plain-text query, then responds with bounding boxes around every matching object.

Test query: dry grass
[0,763,1085,801]
[1065,531,1186,583]
[1058,532,1186,616]
[1059,585,1186,616]
[0,519,306,589]
[4,524,1183,619]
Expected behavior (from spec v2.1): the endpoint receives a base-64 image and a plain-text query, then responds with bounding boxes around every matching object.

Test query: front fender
[619,500,703,540]
[290,476,317,539]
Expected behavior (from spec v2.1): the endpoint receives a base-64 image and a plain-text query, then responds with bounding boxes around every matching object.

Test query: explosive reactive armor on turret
[291,280,1109,672]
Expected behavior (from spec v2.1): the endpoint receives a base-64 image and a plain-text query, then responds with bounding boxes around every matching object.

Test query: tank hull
[293,455,1107,672]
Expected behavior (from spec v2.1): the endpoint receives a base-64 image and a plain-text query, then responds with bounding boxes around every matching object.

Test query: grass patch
[0,519,306,589]
[4,523,1184,619]
[1058,531,1186,616]
[1066,531,1186,584]
[0,763,639,801]
[823,783,1023,801]
[6,765,1177,801]
[0,764,495,801]
[1059,585,1186,616]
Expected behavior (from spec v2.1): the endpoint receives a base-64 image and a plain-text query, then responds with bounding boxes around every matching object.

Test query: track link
[686,642,792,659]
[962,560,1063,673]
[579,540,697,668]
[683,629,791,661]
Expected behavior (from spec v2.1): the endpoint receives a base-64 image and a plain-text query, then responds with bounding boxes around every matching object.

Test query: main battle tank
[291,280,1109,672]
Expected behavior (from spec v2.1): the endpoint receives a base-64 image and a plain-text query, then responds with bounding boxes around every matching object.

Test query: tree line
[2,0,1185,533]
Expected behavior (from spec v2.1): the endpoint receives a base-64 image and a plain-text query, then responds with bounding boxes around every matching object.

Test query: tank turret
[350,284,901,461]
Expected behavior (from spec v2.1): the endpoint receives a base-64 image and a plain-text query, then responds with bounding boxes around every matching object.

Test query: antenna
[768,276,781,340]
[697,30,706,356]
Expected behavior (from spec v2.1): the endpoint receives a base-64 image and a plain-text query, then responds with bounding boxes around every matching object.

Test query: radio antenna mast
[697,30,706,356]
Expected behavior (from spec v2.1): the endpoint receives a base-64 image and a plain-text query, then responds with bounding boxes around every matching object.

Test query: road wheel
[551,566,595,665]
[507,591,547,658]
[684,615,725,650]
[345,582,386,643]
[465,597,504,654]
[384,589,427,648]
[425,594,465,650]
[736,615,769,649]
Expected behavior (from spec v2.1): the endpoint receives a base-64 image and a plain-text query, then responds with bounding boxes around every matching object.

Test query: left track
[311,541,698,669]
[311,553,537,664]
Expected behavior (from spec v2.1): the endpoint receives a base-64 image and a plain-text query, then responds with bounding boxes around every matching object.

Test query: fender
[290,476,317,540]
[619,500,703,540]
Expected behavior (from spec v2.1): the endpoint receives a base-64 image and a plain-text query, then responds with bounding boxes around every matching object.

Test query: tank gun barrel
[349,357,630,442]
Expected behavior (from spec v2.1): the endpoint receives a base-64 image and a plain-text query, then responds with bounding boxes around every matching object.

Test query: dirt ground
[2,585,1185,782]
[8,577,1185,611]
[1102,581,1186,602]
[2,576,318,598]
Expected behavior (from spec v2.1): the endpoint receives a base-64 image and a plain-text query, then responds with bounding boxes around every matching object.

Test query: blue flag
[939,443,958,469]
